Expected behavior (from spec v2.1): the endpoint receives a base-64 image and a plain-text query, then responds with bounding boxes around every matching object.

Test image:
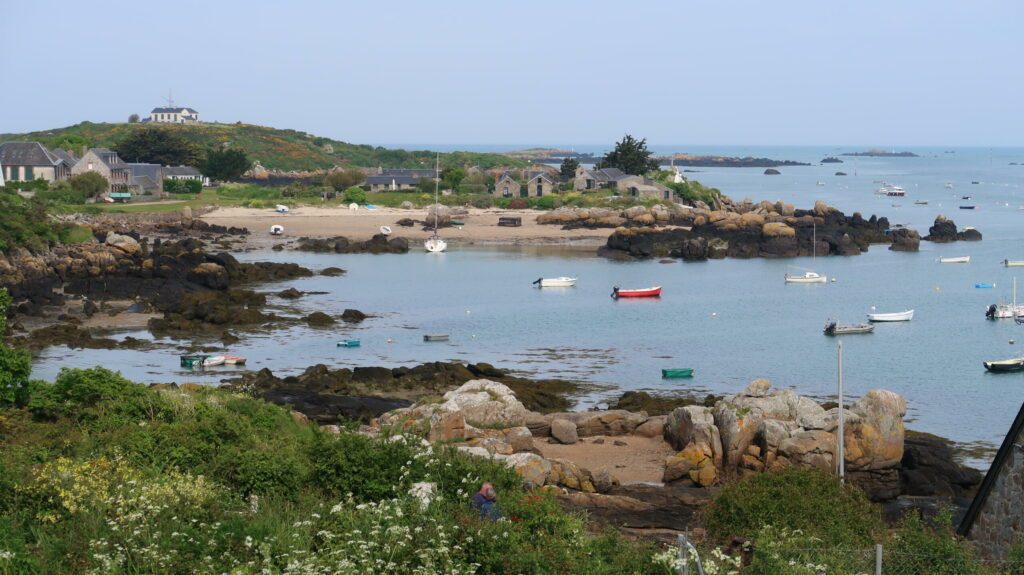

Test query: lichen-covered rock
[633,415,666,438]
[551,418,579,444]
[845,390,907,471]
[439,380,528,426]
[506,453,552,488]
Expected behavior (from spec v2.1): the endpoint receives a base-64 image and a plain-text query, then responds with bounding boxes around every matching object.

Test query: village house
[573,166,633,192]
[375,167,437,180]
[493,170,557,198]
[0,142,74,183]
[72,148,131,193]
[147,106,200,124]
[621,178,673,201]
[127,163,164,196]
[366,174,420,192]
[164,165,209,186]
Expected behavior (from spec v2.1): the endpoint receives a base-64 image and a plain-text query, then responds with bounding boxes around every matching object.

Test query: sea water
[32,146,1024,468]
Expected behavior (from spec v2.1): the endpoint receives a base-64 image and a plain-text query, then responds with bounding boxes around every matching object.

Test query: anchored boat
[180,355,208,368]
[984,358,1024,373]
[1004,260,1024,268]
[867,309,914,322]
[533,277,577,288]
[785,271,828,283]
[824,321,874,335]
[937,256,970,264]
[611,286,662,299]
[662,368,694,379]
[423,334,450,342]
[336,339,361,348]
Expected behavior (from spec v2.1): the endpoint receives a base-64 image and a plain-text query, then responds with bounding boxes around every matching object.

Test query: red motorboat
[611,286,662,299]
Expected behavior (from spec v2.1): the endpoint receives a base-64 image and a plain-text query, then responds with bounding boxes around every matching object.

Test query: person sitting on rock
[471,482,501,520]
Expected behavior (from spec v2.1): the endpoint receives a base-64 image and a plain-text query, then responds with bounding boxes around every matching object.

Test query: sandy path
[200,206,612,246]
[536,435,674,484]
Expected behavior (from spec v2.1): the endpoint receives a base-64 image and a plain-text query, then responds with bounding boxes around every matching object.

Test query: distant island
[820,156,843,163]
[841,149,919,158]
[505,148,810,168]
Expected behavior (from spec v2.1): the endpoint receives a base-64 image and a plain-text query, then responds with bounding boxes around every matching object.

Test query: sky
[1,0,1022,147]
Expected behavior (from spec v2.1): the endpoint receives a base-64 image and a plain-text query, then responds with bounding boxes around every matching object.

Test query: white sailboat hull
[424,237,447,253]
[1004,260,1024,268]
[938,256,970,263]
[867,309,914,322]
[537,277,577,287]
[785,272,827,284]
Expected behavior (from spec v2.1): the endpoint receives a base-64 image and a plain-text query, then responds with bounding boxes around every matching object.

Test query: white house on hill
[148,107,199,124]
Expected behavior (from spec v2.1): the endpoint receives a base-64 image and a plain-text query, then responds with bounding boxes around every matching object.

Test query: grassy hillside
[0,122,527,172]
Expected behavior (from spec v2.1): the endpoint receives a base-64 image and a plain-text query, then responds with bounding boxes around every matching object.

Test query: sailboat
[986,277,1024,319]
[424,153,447,253]
[785,223,827,283]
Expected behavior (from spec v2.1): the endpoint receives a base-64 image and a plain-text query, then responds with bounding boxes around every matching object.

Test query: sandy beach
[200,206,613,247]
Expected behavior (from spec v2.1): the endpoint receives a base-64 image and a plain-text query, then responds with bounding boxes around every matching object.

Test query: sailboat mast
[433,153,440,233]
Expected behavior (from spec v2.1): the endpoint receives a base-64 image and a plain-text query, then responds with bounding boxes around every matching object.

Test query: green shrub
[470,195,494,209]
[343,186,367,204]
[886,510,990,575]
[36,181,86,204]
[0,289,31,405]
[702,467,883,546]
[506,198,528,210]
[532,195,562,210]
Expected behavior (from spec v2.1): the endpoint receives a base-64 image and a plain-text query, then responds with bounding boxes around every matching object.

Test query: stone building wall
[967,429,1024,559]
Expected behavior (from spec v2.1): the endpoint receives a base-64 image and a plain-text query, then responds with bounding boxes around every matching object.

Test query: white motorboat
[533,277,577,288]
[937,256,970,264]
[269,225,284,235]
[424,153,447,253]
[275,204,289,213]
[987,278,1024,319]
[1004,260,1024,268]
[867,309,914,322]
[203,355,226,367]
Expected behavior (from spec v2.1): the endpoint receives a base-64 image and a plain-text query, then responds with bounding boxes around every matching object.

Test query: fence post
[875,543,883,575]
[677,534,688,575]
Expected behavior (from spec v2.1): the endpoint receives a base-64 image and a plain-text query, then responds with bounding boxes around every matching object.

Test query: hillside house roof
[151,107,198,114]
[366,175,419,186]
[0,142,62,167]
[164,165,202,177]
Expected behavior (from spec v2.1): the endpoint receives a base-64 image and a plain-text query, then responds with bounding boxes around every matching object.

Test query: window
[536,184,543,197]
[630,187,638,197]
[25,166,33,180]
[503,186,510,197]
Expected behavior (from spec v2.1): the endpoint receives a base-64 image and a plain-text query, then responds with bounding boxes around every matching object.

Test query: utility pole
[837,340,845,483]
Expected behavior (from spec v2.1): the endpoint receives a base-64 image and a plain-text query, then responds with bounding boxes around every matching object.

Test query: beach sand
[536,435,674,485]
[200,206,613,247]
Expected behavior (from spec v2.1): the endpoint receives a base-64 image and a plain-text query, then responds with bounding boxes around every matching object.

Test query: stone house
[367,174,420,192]
[493,170,556,198]
[573,167,631,192]
[164,165,209,187]
[958,401,1024,559]
[127,163,164,196]
[494,171,521,198]
[72,148,131,192]
[0,142,74,183]
[620,178,673,201]
[148,106,199,123]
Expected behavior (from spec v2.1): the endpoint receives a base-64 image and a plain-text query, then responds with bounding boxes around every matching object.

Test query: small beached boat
[937,256,970,264]
[275,204,289,213]
[450,219,465,226]
[867,309,914,322]
[379,225,392,235]
[662,368,694,379]
[203,356,226,367]
[222,355,246,365]
[983,358,1024,373]
[270,225,284,235]
[423,334,450,342]
[1004,260,1024,268]
[824,321,874,335]
[337,339,361,348]
[533,277,577,288]
[611,286,662,299]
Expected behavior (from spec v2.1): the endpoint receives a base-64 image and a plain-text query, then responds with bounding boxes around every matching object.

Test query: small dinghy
[824,321,874,335]
[180,355,208,368]
[914,200,929,205]
[275,204,289,213]
[867,309,914,322]
[222,355,246,365]
[270,225,284,235]
[1004,260,1024,268]
[983,358,1024,373]
[662,368,694,378]
[937,256,970,263]
[336,339,361,348]
[960,205,976,210]
[976,283,995,289]
[611,286,662,299]
[423,334,450,342]
[379,225,392,236]
[533,277,577,288]
[202,356,226,367]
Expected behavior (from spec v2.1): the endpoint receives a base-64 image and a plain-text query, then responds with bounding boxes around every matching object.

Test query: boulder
[105,232,141,255]
[551,418,579,444]
[304,311,335,326]
[440,379,528,426]
[547,458,598,493]
[188,262,229,290]
[278,287,303,299]
[762,222,795,238]
[505,453,551,488]
[778,430,836,472]
[888,228,921,252]
[633,415,667,438]
[545,410,648,437]
[399,201,414,209]
[321,267,345,276]
[427,409,466,442]
[764,168,781,175]
[341,308,367,323]
[923,215,958,243]
[844,390,907,471]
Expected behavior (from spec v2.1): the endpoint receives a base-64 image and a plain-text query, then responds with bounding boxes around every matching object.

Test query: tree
[201,148,252,182]
[128,113,140,123]
[343,186,367,204]
[323,170,365,191]
[559,157,580,180]
[597,134,659,175]
[68,172,109,198]
[0,288,31,405]
[113,127,202,166]
[440,167,465,191]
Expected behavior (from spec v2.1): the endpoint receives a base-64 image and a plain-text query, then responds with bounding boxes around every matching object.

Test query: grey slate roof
[379,168,435,179]
[151,107,198,114]
[85,148,127,170]
[127,163,163,184]
[366,175,419,186]
[0,142,61,167]
[164,166,202,177]
[50,148,78,167]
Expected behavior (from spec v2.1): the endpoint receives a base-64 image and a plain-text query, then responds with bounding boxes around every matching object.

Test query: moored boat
[784,271,827,283]
[983,358,1024,373]
[914,200,929,205]
[824,321,874,335]
[937,256,970,264]
[203,356,226,367]
[986,278,1023,319]
[222,355,246,365]
[960,205,976,210]
[976,283,995,289]
[1004,260,1024,268]
[336,339,361,348]
[533,277,577,288]
[662,368,694,378]
[867,309,914,322]
[180,355,208,368]
[270,225,284,235]
[611,286,662,299]
[423,334,450,342]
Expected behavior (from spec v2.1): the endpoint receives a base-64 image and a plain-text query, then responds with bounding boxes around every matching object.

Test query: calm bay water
[32,146,1024,468]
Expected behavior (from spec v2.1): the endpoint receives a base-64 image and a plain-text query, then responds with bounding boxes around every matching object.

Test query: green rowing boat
[336,339,361,348]
[662,368,694,379]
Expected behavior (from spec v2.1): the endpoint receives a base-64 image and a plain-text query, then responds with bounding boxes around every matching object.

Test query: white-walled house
[148,107,199,124]
[164,165,209,186]
[0,142,74,183]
